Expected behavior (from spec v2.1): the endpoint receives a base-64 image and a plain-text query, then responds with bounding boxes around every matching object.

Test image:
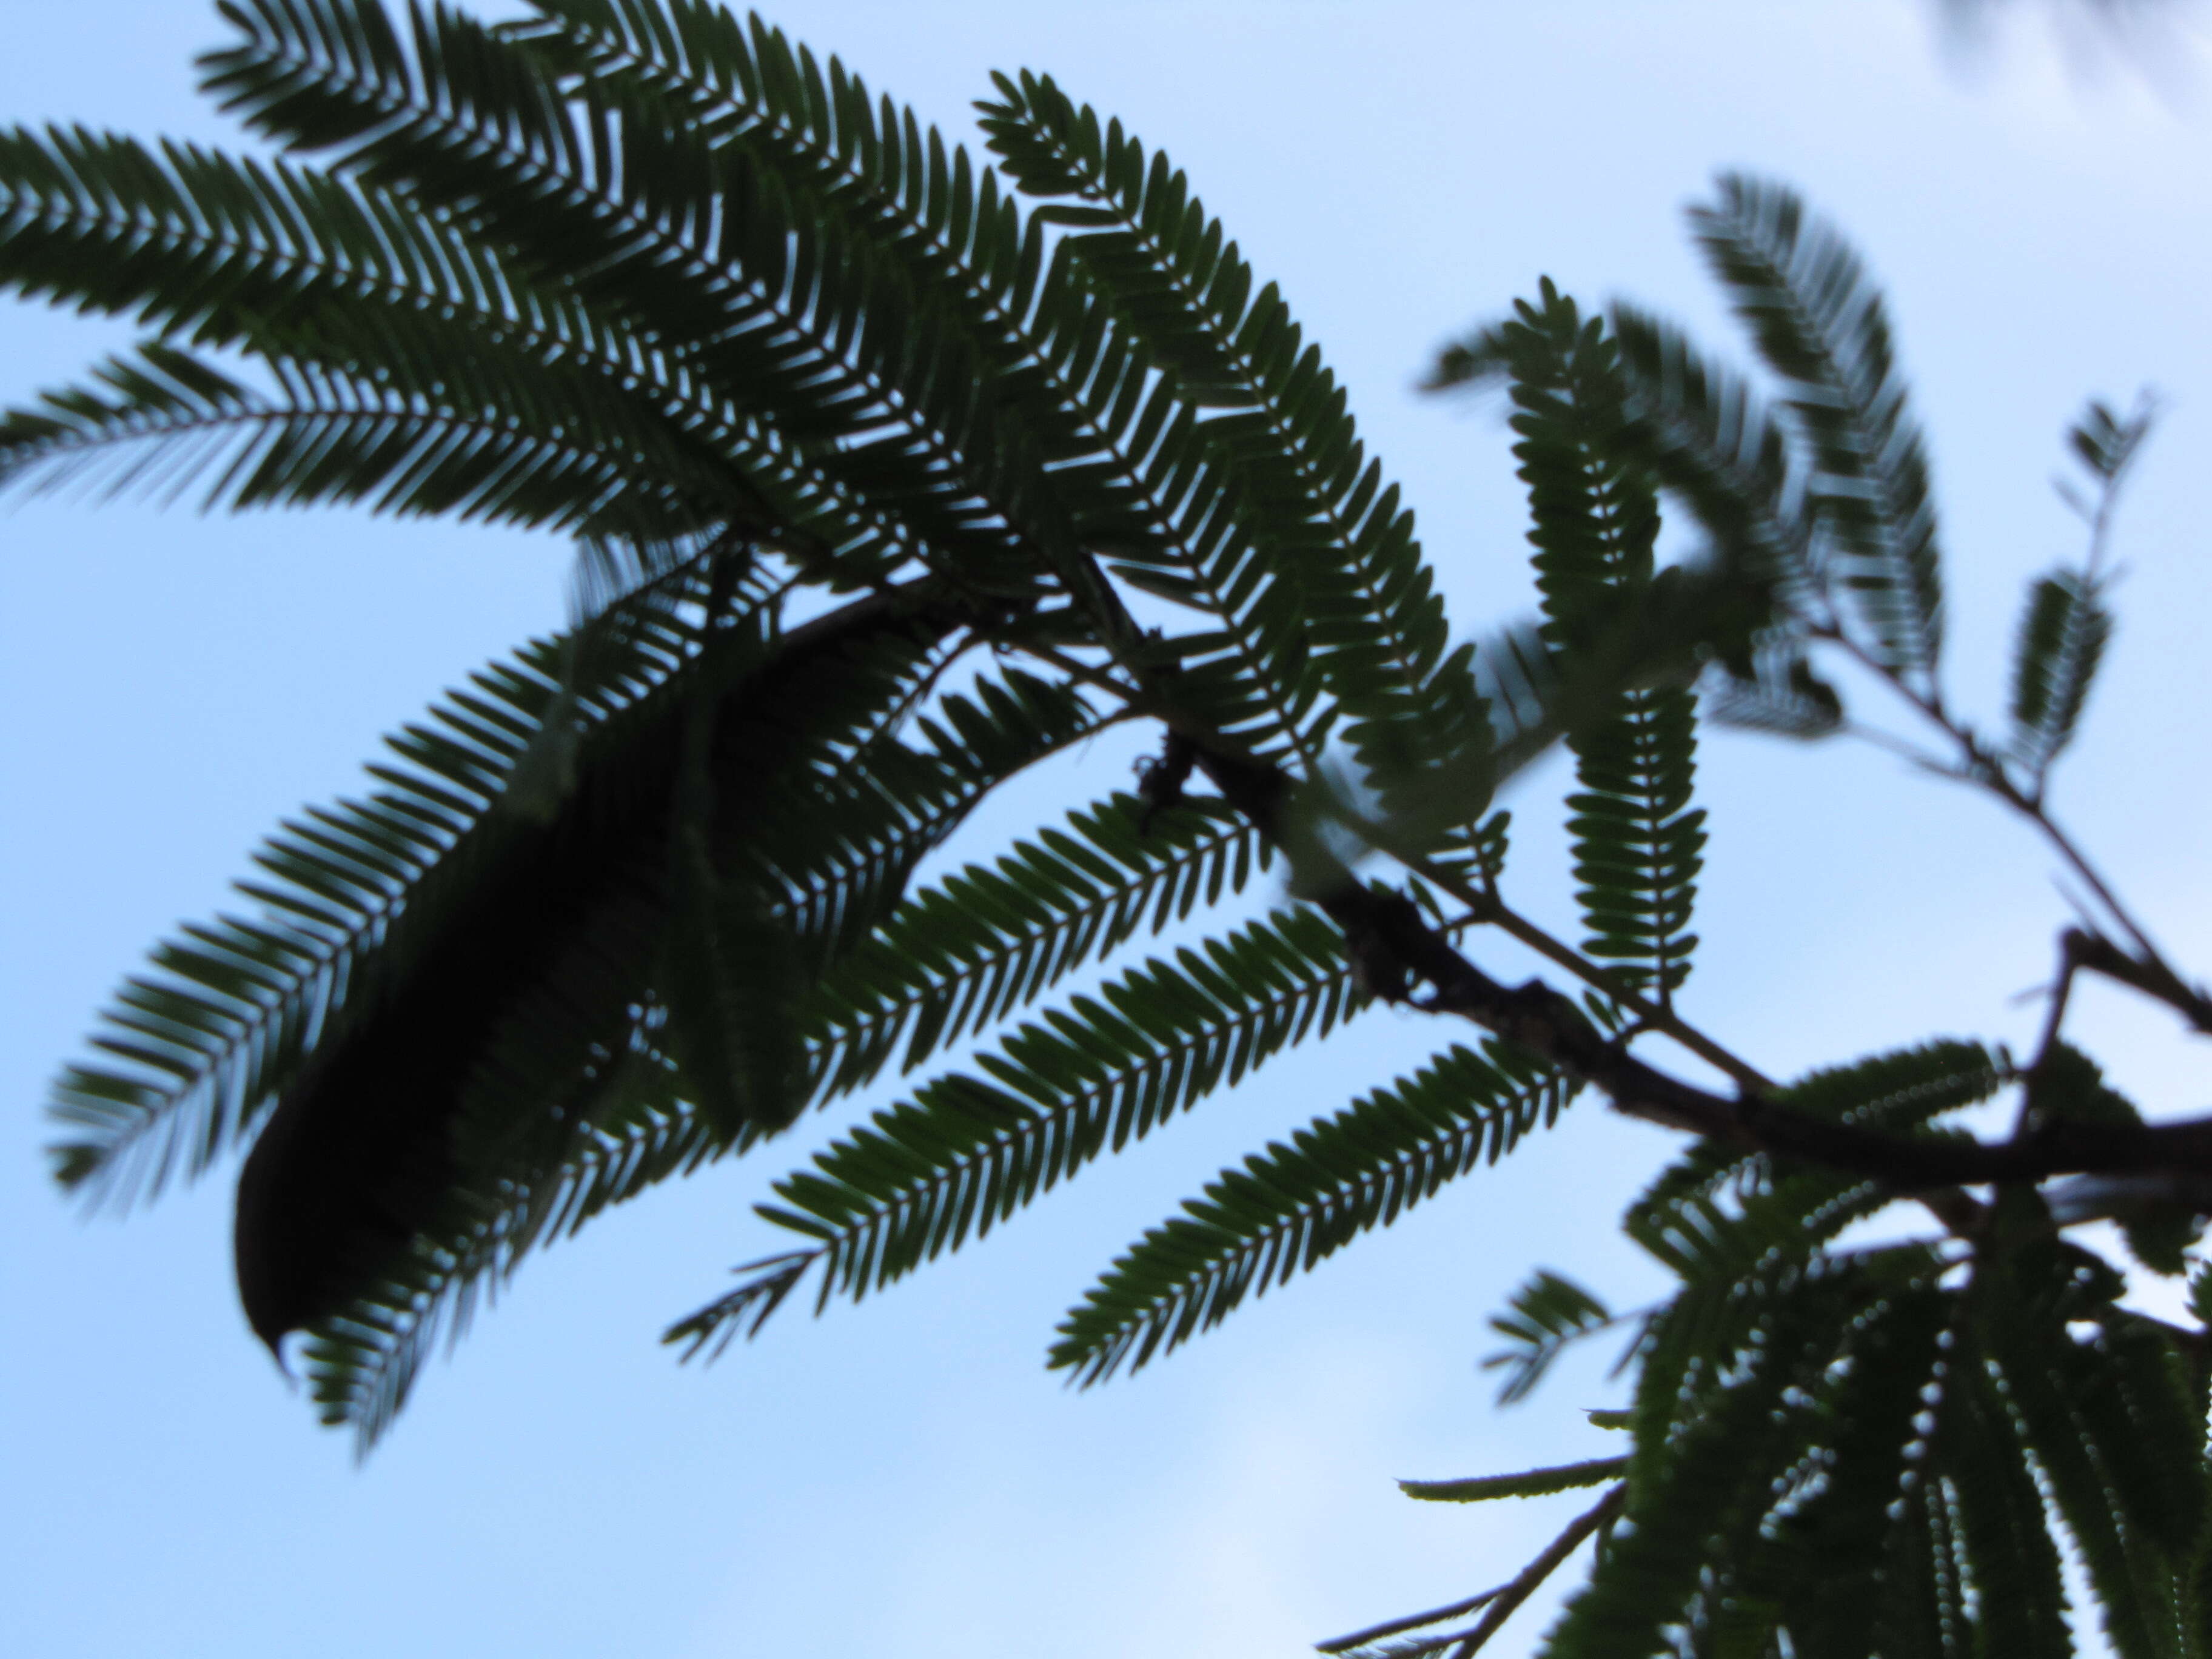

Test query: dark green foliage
[1045,1039,1576,1385]
[2008,567,2112,788]
[799,793,1270,1105]
[13,10,2208,1654]
[1439,284,1706,1004]
[1688,175,1944,682]
[2002,396,2146,798]
[976,69,1493,812]
[669,903,1376,1359]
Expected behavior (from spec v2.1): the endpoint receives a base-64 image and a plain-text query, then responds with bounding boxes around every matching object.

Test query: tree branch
[1185,736,2212,1195]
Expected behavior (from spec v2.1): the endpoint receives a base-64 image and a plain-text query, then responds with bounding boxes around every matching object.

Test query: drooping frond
[46,545,774,1210]
[1701,630,1844,740]
[1560,691,1704,1005]
[667,904,1375,1359]
[290,651,1104,1449]
[1046,1040,1574,1386]
[1546,1250,1954,1659]
[226,589,985,1342]
[1976,1243,2206,1659]
[1524,1027,2202,1659]
[1689,174,1944,679]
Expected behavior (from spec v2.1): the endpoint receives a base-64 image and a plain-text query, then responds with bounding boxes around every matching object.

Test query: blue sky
[5,4,2212,1656]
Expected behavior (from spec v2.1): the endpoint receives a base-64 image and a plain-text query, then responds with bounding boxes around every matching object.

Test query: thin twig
[1393,849,1775,1094]
[1316,1484,1628,1659]
[1443,1483,1627,1657]
[1315,1587,1505,1655]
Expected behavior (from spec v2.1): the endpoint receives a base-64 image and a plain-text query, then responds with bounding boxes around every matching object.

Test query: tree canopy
[8,4,2210,1655]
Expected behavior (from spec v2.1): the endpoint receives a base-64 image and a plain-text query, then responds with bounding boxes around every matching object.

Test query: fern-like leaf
[1690,174,1944,679]
[668,904,1375,1359]
[2007,567,2111,795]
[1047,1040,1575,1385]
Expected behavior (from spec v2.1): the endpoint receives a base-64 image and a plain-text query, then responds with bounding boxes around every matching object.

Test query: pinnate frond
[46,546,772,1209]
[1480,282,1705,1005]
[668,905,1374,1359]
[978,69,1489,797]
[801,792,1269,1104]
[1689,174,1944,679]
[1047,1040,1575,1386]
[2006,568,2111,792]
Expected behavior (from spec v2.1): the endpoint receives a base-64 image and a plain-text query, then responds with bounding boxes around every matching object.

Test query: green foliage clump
[7,5,2208,1655]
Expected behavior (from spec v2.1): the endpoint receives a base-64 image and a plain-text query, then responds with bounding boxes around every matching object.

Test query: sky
[4,3,2212,1656]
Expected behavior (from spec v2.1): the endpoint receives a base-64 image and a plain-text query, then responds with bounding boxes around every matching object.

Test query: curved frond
[0,336,742,535]
[668,903,1375,1359]
[47,544,773,1209]
[1048,1040,1574,1386]
[1483,1268,1620,1406]
[201,0,1071,602]
[1481,283,1706,1005]
[1608,299,1817,612]
[1630,1038,2003,1244]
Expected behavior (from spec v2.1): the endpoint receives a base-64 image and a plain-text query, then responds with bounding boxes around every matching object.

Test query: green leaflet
[1561,691,1704,1004]
[0,335,742,538]
[1737,1281,1953,1659]
[204,0,1063,598]
[666,903,1373,1360]
[1944,1359,2075,1659]
[1549,1258,1886,1659]
[1453,283,1709,1005]
[0,124,923,568]
[1978,1244,2202,1659]
[1630,1037,2003,1241]
[1048,1041,1575,1386]
[523,3,1416,769]
[1608,299,1816,609]
[2008,567,2112,791]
